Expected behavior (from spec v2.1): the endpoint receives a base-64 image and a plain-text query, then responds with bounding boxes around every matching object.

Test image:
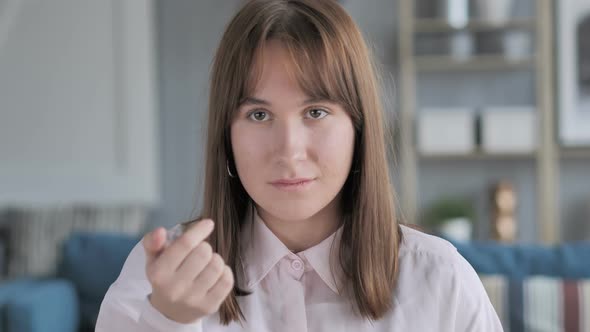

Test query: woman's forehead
[245,39,334,102]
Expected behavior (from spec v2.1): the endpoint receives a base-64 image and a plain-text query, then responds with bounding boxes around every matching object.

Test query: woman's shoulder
[395,227,502,329]
[398,223,459,262]
[395,224,486,304]
[396,224,489,298]
[396,223,479,279]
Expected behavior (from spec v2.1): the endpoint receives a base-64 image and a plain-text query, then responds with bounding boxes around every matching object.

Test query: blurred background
[0,0,589,331]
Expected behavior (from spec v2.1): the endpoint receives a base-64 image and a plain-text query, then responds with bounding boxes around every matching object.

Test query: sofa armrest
[5,279,79,332]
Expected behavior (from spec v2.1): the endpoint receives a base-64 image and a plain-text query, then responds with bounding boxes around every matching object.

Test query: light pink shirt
[96,210,503,331]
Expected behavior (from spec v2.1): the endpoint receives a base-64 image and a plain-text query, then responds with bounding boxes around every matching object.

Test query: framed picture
[557,0,590,146]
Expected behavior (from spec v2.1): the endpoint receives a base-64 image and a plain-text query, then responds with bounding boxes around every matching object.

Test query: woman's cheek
[318,123,354,166]
[232,126,268,180]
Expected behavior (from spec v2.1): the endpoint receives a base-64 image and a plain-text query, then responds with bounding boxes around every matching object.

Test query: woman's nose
[272,119,308,165]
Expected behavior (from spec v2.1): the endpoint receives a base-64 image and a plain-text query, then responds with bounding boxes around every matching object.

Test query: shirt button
[291,259,303,271]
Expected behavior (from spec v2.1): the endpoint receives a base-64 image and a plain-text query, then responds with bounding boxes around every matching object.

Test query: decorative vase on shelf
[502,30,532,61]
[450,31,474,61]
[436,0,473,60]
[474,0,514,25]
[491,180,517,242]
[437,0,470,28]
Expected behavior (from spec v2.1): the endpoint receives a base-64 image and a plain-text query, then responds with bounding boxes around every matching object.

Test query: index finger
[151,219,215,273]
[142,227,167,265]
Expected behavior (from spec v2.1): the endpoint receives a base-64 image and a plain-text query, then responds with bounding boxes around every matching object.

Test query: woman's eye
[248,111,269,122]
[306,108,328,119]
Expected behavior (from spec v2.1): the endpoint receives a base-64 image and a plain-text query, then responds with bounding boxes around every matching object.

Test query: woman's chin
[255,201,324,222]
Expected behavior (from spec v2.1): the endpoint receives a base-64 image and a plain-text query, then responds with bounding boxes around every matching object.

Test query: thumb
[142,227,166,261]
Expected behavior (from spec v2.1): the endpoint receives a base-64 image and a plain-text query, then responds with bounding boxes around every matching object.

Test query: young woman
[96,0,503,331]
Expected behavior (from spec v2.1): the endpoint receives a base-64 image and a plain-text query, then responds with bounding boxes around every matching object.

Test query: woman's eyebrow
[239,96,327,107]
[240,97,270,106]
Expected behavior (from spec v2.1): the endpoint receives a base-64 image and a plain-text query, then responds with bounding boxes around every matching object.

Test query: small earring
[227,161,236,178]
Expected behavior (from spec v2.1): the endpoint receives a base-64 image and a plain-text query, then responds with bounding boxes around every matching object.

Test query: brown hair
[197,0,401,325]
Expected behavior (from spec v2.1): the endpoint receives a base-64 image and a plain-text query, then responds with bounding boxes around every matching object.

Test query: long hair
[196,0,401,325]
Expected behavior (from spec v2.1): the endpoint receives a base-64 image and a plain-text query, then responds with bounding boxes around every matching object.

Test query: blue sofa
[0,232,589,332]
[452,240,590,279]
[0,232,140,332]
[452,240,590,332]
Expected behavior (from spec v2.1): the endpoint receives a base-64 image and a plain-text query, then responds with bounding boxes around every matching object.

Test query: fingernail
[152,228,163,247]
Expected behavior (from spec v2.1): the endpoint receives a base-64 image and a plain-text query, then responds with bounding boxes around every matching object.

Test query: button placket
[291,259,303,271]
[284,254,305,280]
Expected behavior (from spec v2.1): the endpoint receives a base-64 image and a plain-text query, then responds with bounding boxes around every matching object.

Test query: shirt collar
[299,223,344,294]
[240,206,345,294]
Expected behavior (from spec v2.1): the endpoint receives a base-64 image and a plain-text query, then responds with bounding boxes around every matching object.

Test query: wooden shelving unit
[414,18,536,33]
[420,152,536,161]
[397,0,559,244]
[415,54,535,71]
[559,148,590,159]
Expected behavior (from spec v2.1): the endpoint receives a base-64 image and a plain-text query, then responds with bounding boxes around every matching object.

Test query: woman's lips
[270,178,315,191]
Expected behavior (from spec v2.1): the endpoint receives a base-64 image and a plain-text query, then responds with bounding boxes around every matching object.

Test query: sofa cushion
[480,275,590,332]
[57,231,140,326]
[453,241,590,278]
[5,279,78,332]
[0,278,36,332]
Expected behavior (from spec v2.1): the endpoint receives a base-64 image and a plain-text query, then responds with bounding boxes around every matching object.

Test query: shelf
[398,0,561,243]
[419,151,536,161]
[413,18,536,33]
[418,149,590,160]
[414,55,535,72]
[559,148,590,159]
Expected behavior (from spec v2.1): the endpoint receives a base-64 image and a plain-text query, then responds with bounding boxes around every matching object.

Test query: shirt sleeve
[95,239,204,332]
[453,250,504,332]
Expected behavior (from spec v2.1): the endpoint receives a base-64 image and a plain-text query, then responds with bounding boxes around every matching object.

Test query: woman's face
[230,40,355,222]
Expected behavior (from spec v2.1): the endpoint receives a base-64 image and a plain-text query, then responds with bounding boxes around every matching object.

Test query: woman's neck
[255,196,342,253]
